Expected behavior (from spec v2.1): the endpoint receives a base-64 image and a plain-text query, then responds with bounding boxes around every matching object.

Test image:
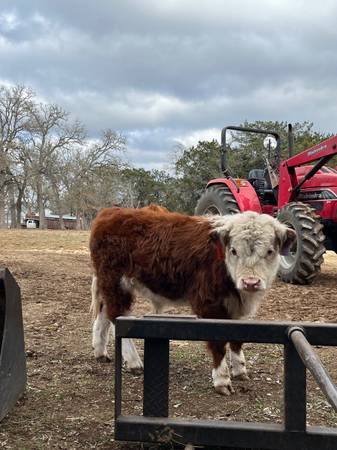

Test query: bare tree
[57,130,126,228]
[11,147,31,226]
[24,103,85,228]
[46,153,67,228]
[0,85,34,227]
[0,85,138,229]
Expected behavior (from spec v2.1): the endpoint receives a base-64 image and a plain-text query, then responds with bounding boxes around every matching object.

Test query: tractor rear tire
[195,185,240,216]
[277,202,325,284]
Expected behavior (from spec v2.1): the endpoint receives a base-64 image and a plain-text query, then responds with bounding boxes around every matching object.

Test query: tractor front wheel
[195,185,240,216]
[277,202,325,284]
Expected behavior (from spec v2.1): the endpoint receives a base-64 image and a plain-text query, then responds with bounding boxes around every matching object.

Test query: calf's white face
[211,212,296,293]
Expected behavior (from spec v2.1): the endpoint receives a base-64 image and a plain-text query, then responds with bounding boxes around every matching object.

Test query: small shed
[23,214,80,230]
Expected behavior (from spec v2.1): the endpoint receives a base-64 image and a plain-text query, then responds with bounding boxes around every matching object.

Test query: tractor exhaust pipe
[288,123,294,158]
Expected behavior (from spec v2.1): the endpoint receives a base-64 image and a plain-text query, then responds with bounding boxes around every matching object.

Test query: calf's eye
[230,248,237,256]
[267,249,274,256]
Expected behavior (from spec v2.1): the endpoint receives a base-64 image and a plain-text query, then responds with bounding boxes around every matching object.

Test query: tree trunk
[59,213,65,230]
[36,177,46,229]
[0,198,6,228]
[77,218,82,230]
[56,200,65,230]
[50,182,65,230]
[16,187,24,227]
[82,213,90,230]
[0,175,7,229]
[8,182,17,228]
[75,209,82,230]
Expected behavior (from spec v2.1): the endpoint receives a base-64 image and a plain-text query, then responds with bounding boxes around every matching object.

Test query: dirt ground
[0,229,336,449]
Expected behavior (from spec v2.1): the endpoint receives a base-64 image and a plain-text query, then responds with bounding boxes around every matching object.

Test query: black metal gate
[0,268,26,422]
[114,316,337,449]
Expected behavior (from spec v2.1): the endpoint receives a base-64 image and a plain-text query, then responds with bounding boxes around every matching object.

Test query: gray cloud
[1,1,337,168]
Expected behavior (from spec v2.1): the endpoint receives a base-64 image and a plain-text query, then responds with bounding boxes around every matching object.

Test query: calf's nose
[242,277,261,291]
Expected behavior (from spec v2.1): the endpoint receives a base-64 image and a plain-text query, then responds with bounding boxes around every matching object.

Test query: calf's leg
[121,336,143,372]
[93,272,143,372]
[197,304,236,395]
[91,275,112,362]
[230,342,249,380]
[207,341,234,395]
[92,303,113,362]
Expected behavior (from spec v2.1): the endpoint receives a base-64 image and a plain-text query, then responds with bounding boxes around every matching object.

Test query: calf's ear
[209,230,228,261]
[210,228,230,249]
[276,225,297,256]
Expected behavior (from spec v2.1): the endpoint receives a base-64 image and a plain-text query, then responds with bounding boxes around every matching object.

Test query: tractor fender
[207,178,262,213]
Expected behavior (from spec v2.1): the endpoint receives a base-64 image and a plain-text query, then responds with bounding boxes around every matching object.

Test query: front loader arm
[278,135,337,208]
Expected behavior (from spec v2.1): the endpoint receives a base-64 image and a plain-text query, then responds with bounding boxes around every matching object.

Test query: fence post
[114,336,122,419]
[143,338,169,417]
[284,328,306,432]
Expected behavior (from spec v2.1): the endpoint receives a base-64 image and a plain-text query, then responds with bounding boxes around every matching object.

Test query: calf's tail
[90,275,101,320]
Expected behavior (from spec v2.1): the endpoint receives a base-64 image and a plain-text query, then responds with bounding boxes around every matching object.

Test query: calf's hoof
[214,382,235,396]
[212,364,234,396]
[233,372,250,381]
[124,362,144,375]
[96,355,112,363]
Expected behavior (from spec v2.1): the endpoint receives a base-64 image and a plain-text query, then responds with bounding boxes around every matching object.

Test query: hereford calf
[90,206,295,395]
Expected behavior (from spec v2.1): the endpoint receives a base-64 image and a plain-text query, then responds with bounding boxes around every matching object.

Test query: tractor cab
[247,168,267,195]
[221,127,281,206]
[247,168,275,204]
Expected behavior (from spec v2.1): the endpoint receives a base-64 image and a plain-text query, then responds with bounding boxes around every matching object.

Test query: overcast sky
[1,0,337,169]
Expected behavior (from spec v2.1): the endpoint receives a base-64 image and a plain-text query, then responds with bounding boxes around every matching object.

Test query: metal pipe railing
[288,326,337,413]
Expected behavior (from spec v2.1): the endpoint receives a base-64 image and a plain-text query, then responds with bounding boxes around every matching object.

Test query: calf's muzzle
[241,277,261,291]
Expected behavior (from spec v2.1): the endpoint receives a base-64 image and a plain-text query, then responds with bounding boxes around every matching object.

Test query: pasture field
[0,229,337,449]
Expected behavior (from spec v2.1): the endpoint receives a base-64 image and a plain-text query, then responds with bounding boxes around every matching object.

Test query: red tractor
[195,125,337,284]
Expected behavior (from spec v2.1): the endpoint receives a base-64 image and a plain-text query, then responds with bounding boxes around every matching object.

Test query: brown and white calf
[90,206,295,395]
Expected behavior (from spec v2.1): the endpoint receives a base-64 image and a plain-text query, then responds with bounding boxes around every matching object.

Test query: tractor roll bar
[221,125,281,175]
[288,326,337,413]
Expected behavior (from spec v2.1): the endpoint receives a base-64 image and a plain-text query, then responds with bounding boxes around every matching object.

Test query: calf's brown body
[90,205,295,394]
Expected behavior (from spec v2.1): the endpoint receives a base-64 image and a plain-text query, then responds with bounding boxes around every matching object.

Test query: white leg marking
[92,304,112,361]
[212,356,234,395]
[122,338,143,372]
[230,349,249,380]
[90,275,100,318]
[151,300,165,314]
